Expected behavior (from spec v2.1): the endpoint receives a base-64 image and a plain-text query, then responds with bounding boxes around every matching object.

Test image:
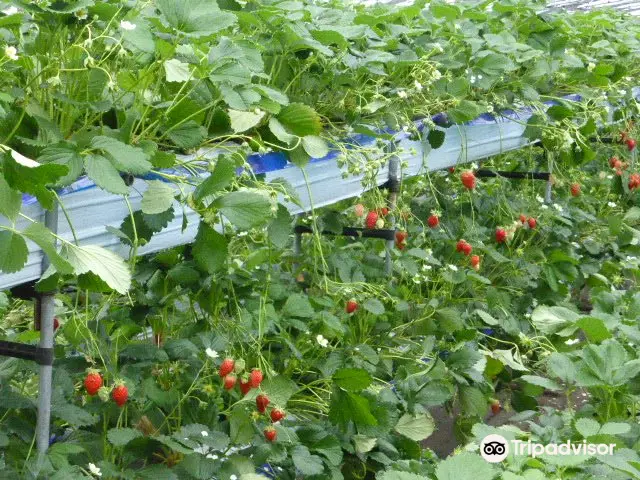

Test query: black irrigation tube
[0,340,54,365]
[475,169,551,181]
[294,225,396,241]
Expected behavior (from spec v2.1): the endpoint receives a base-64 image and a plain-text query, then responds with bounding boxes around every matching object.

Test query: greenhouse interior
[1,0,640,478]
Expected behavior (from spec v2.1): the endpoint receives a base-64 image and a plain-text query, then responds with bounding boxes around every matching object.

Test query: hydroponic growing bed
[2,0,640,479]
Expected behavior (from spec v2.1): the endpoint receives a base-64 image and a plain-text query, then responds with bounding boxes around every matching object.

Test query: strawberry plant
[1,0,640,479]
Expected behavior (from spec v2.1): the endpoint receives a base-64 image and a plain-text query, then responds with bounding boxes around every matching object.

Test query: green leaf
[268,204,292,248]
[379,472,427,480]
[61,244,131,294]
[21,223,73,275]
[283,293,314,318]
[292,445,325,476]
[38,143,84,186]
[519,375,562,391]
[575,418,600,438]
[547,353,576,384]
[0,231,28,273]
[277,103,323,136]
[179,454,218,480]
[84,154,129,195]
[394,413,435,441]
[51,403,97,427]
[156,0,236,38]
[0,175,22,222]
[353,435,377,453]
[259,375,297,407]
[90,136,151,175]
[212,189,274,230]
[333,368,372,391]
[427,129,445,149]
[229,406,254,444]
[166,121,207,149]
[458,386,486,418]
[301,135,329,159]
[531,305,580,335]
[3,150,68,210]
[475,309,499,326]
[599,422,630,435]
[107,427,142,447]
[141,180,175,215]
[435,452,495,480]
[576,317,612,342]
[268,118,296,144]
[193,155,236,201]
[137,464,179,480]
[164,59,191,83]
[192,223,228,274]
[329,389,377,427]
[228,109,265,133]
[363,298,385,315]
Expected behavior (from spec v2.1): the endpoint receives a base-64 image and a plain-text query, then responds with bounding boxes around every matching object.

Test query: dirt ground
[424,390,591,457]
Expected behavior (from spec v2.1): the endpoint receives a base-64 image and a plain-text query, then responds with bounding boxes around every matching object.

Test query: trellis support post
[385,142,400,277]
[36,205,58,458]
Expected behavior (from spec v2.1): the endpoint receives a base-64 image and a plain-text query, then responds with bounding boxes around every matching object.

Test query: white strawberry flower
[205,348,219,359]
[316,334,329,348]
[447,264,458,272]
[4,45,18,61]
[565,338,580,346]
[432,70,442,80]
[120,20,136,31]
[397,90,407,99]
[88,463,102,477]
[414,80,423,91]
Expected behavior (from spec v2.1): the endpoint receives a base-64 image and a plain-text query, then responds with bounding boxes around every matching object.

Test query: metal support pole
[544,150,553,204]
[36,205,58,457]
[385,144,400,277]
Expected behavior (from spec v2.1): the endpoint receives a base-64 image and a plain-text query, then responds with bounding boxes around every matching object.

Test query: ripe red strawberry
[381,207,389,216]
[219,358,235,377]
[490,399,501,415]
[570,183,581,197]
[395,231,407,250]
[427,215,439,228]
[527,217,537,229]
[461,242,472,256]
[448,167,455,174]
[456,239,467,252]
[609,156,620,168]
[250,368,263,388]
[223,374,237,390]
[346,299,358,314]
[627,138,637,151]
[240,379,252,396]
[470,255,480,271]
[629,173,640,190]
[495,228,506,243]
[519,214,527,224]
[365,211,378,229]
[256,393,270,413]
[112,384,128,407]
[53,317,60,330]
[264,426,277,442]
[270,408,286,423]
[460,170,476,190]
[354,204,365,217]
[84,370,103,396]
